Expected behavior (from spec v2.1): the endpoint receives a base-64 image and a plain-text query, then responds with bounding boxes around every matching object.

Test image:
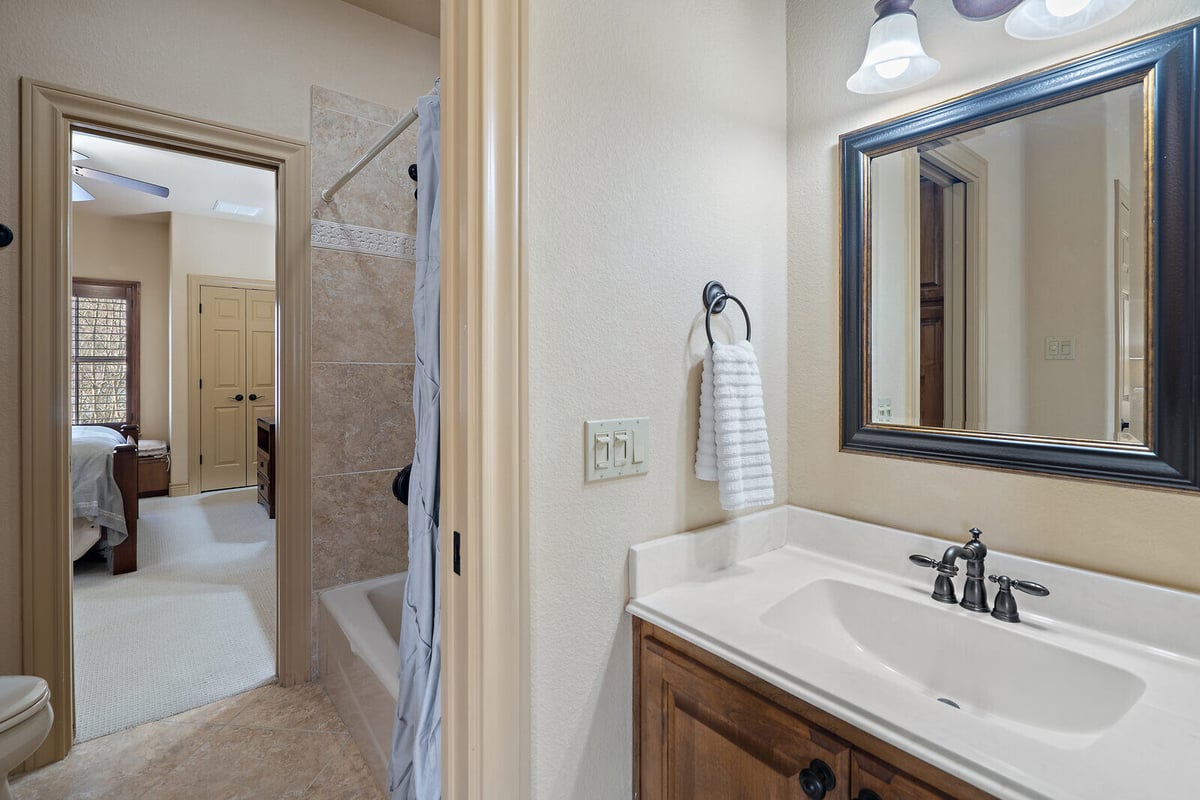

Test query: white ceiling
[70,131,277,226]
[341,0,440,37]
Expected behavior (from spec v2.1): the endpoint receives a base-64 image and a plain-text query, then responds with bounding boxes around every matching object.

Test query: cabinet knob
[855,792,883,800]
[798,758,837,799]
[248,393,259,401]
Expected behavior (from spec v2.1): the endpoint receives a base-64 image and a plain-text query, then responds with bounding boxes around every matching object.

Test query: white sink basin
[760,579,1146,737]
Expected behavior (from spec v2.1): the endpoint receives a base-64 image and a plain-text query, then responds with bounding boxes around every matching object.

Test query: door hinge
[453,531,462,575]
[199,378,203,389]
[198,303,202,314]
[199,454,203,465]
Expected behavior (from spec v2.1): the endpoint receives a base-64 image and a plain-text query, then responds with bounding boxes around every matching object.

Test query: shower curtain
[390,83,442,800]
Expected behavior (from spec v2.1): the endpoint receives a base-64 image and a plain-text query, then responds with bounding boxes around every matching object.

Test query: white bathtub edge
[319,573,405,703]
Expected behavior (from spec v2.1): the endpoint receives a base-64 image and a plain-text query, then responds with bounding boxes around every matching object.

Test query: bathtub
[319,572,405,793]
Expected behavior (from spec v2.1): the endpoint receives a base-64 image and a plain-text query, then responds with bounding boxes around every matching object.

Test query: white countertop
[626,506,1200,800]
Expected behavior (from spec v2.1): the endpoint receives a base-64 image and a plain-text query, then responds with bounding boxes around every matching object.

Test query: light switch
[1045,336,1077,361]
[594,432,612,469]
[585,417,650,481]
[613,431,630,467]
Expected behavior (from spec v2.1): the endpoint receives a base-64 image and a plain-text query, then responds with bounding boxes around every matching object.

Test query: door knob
[798,759,837,799]
[228,394,244,402]
[248,393,259,401]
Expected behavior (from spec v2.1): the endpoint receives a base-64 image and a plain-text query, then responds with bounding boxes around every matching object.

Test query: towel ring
[703,281,751,346]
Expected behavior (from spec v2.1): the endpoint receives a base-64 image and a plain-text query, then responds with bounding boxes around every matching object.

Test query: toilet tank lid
[0,676,50,728]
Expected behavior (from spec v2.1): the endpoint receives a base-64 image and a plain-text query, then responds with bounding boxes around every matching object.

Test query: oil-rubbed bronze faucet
[909,528,990,612]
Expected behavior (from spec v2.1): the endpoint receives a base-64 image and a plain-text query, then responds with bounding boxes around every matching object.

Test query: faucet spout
[938,545,964,573]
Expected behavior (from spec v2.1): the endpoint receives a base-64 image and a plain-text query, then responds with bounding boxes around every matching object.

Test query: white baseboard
[168,482,191,497]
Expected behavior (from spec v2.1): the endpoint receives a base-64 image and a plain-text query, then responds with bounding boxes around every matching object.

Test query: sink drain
[936,697,961,709]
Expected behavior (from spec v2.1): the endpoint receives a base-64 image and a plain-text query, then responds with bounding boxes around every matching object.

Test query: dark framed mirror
[841,22,1199,491]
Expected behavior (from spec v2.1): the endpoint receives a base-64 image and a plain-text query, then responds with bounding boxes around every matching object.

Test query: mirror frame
[841,22,1199,491]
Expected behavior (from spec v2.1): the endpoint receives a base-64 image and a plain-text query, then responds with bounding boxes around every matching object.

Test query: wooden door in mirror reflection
[919,177,945,428]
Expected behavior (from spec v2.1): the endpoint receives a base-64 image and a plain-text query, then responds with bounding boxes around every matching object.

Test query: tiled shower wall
[310,86,418,628]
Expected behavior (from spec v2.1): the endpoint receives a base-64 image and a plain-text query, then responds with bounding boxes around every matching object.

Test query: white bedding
[70,425,130,554]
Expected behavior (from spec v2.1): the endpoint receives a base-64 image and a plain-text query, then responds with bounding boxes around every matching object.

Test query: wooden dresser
[256,417,276,519]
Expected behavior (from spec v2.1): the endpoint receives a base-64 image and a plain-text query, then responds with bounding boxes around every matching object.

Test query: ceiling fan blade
[71,181,95,202]
[71,165,169,198]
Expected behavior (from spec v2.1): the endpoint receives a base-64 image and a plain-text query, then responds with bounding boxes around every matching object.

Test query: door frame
[440,0,529,795]
[20,80,312,767]
[911,143,989,430]
[187,275,277,497]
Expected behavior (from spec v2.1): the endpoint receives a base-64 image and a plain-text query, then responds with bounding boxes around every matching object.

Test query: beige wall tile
[311,248,415,365]
[311,86,399,127]
[310,106,418,232]
[310,363,414,476]
[311,470,410,591]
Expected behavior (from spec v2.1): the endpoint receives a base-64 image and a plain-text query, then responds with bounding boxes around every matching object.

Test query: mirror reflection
[869,83,1147,444]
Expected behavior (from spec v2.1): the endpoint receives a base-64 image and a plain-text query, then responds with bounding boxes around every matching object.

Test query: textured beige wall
[309,86,419,609]
[788,4,1200,593]
[70,212,171,441]
[0,0,438,675]
[167,212,276,486]
[526,1,788,797]
[1022,98,1111,440]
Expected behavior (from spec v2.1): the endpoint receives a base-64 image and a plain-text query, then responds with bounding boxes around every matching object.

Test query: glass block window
[71,279,140,426]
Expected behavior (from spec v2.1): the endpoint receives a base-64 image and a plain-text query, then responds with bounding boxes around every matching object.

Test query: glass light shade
[847,12,941,94]
[71,181,95,202]
[1005,0,1137,40]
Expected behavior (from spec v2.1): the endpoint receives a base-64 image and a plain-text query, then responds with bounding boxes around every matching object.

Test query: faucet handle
[988,574,1049,623]
[908,554,939,569]
[988,574,1050,596]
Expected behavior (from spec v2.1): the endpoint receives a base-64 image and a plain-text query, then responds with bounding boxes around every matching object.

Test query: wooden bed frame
[73,422,140,575]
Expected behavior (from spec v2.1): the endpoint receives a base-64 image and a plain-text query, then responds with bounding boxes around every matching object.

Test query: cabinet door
[640,640,851,800]
[850,751,952,800]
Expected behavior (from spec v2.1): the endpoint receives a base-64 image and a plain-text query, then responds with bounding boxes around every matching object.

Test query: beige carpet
[73,487,276,742]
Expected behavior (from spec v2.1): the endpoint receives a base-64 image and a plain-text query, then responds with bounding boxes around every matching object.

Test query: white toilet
[0,676,53,800]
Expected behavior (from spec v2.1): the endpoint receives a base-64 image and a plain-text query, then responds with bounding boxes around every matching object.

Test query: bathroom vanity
[626,507,1200,799]
[635,618,983,799]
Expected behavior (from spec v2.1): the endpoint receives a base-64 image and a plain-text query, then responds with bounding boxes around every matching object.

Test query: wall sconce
[847,1,941,95]
[849,0,1140,94]
[1004,0,1138,39]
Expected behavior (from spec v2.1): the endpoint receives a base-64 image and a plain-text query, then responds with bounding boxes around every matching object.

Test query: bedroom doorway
[66,132,281,742]
[21,81,312,766]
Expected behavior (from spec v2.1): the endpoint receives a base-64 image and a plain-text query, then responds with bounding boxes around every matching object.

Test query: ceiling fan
[70,149,169,202]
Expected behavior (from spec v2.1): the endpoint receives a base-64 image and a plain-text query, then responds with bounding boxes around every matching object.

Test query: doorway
[913,144,989,431]
[21,80,311,766]
[65,129,285,741]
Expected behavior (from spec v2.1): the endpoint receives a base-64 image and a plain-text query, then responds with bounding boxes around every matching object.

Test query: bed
[71,423,139,574]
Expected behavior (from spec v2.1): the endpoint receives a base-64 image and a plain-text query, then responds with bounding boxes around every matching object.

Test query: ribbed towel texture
[695,340,774,511]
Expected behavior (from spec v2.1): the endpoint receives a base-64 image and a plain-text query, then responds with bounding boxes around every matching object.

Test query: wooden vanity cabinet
[634,619,991,800]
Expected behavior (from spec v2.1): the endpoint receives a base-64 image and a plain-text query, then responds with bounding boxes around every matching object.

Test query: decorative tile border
[311,219,416,261]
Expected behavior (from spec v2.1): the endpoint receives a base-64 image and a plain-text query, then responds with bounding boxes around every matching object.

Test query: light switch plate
[1045,336,1077,360]
[585,418,649,481]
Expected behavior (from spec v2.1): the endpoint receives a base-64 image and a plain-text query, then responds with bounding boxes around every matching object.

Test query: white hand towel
[711,340,774,511]
[694,348,718,481]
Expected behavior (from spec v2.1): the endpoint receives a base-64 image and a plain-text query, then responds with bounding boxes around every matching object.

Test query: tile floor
[11,682,385,800]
